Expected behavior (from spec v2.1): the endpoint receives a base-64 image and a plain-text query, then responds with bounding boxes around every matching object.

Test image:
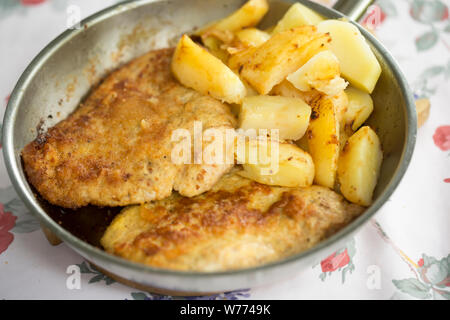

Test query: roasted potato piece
[344,86,374,131]
[317,20,381,93]
[202,36,229,62]
[243,80,259,97]
[272,2,324,35]
[307,96,340,188]
[225,28,269,63]
[270,80,322,105]
[239,95,312,140]
[239,26,331,95]
[330,90,348,125]
[199,0,269,34]
[338,86,374,151]
[331,91,351,150]
[236,139,315,187]
[287,50,347,96]
[228,45,258,72]
[199,28,235,62]
[338,126,382,206]
[339,126,352,151]
[235,28,271,47]
[201,28,235,44]
[172,35,246,104]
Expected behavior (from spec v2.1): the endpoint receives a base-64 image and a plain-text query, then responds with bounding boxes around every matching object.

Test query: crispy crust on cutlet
[101,171,364,271]
[22,48,236,208]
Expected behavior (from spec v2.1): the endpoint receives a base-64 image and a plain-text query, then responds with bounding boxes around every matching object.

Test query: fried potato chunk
[239,26,331,95]
[172,35,246,104]
[235,27,271,47]
[307,96,340,189]
[287,50,348,96]
[272,2,324,35]
[236,140,315,187]
[317,20,381,93]
[239,95,311,140]
[338,126,382,206]
[344,86,374,131]
[200,0,269,34]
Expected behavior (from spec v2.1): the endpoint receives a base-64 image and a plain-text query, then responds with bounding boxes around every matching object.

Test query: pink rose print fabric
[20,0,46,6]
[0,203,17,254]
[433,126,450,151]
[321,249,350,273]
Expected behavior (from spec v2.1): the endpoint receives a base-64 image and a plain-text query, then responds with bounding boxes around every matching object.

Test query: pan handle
[332,0,375,21]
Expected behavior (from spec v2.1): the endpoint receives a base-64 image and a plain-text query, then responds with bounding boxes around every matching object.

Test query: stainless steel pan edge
[2,0,416,293]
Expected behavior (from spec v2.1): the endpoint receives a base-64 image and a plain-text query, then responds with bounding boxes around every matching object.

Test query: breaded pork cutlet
[101,169,364,271]
[22,48,236,208]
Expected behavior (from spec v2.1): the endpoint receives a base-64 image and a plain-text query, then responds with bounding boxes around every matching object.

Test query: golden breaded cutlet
[22,48,236,208]
[101,169,364,271]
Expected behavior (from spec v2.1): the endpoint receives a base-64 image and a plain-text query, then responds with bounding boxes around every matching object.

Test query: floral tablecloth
[0,0,449,300]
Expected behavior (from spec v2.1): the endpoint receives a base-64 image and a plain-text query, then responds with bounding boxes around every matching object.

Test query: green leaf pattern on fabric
[76,261,116,286]
[408,0,449,51]
[377,0,398,17]
[410,0,448,23]
[131,292,149,300]
[416,30,439,51]
[413,60,450,98]
[393,254,450,300]
[392,278,432,299]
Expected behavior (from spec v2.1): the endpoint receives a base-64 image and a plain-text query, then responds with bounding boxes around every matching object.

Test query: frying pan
[2,0,417,295]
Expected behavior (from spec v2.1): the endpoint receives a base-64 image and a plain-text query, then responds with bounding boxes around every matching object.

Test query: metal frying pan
[2,0,416,295]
